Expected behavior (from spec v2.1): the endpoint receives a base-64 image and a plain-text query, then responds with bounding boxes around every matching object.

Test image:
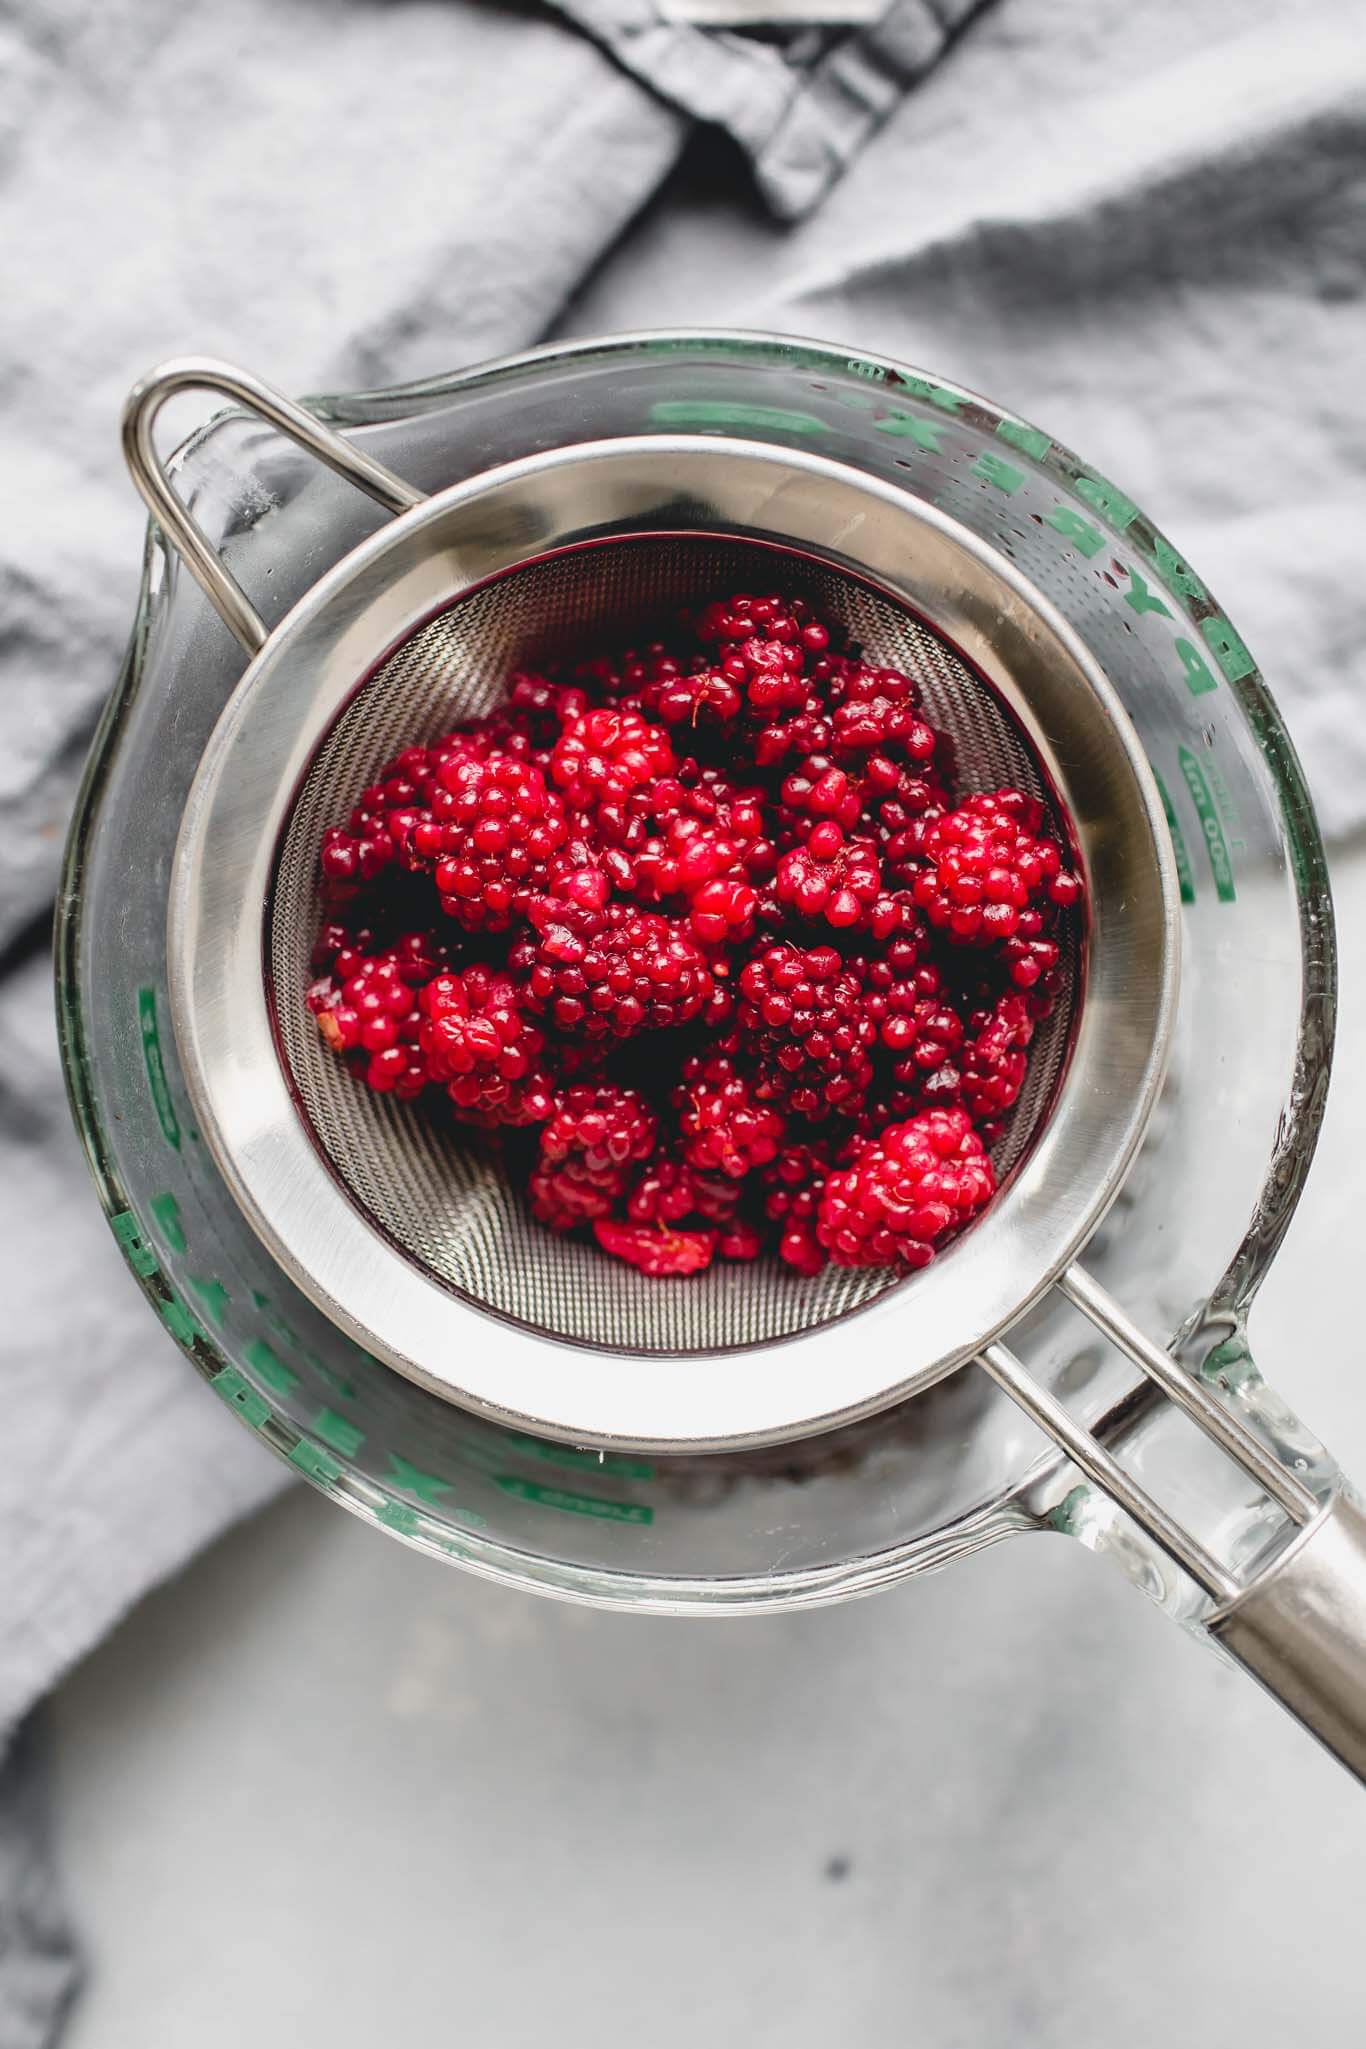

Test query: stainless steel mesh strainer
[124,358,1366,1782]
[273,538,1074,1353]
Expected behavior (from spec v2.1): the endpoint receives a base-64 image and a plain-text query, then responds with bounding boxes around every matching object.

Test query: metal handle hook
[122,357,425,656]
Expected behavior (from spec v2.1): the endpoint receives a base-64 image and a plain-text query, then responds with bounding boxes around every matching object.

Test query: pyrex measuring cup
[59,331,1359,1774]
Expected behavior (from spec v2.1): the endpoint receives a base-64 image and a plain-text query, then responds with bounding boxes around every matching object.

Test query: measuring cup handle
[122,357,425,656]
[987,1271,1366,1783]
[1207,1489,1366,1780]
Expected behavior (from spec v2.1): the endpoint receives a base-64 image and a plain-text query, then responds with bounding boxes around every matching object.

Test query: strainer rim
[167,434,1179,1451]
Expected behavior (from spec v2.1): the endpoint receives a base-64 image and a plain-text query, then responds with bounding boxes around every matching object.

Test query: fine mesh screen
[270,538,1076,1353]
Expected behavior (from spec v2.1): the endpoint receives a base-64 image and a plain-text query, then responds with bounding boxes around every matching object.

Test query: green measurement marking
[149,1190,187,1254]
[1178,748,1237,902]
[137,987,181,1150]
[388,1453,451,1504]
[211,1366,271,1430]
[250,1290,297,1348]
[1152,773,1197,904]
[893,373,964,415]
[188,1276,231,1328]
[1151,534,1206,603]
[110,1208,158,1278]
[971,449,1025,496]
[648,401,829,437]
[1074,473,1140,531]
[1201,1333,1256,1390]
[495,1476,653,1526]
[289,1438,342,1484]
[1048,1484,1089,1535]
[1201,613,1256,684]
[995,418,1051,461]
[244,1338,298,1395]
[871,409,945,452]
[159,1294,205,1347]
[314,1407,365,1456]
[502,1432,655,1481]
[376,1500,421,1537]
[312,1362,358,1402]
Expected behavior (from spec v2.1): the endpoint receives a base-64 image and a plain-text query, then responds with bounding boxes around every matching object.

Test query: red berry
[306,589,1080,1278]
[816,1109,995,1268]
[311,932,449,1101]
[530,1155,625,1232]
[774,824,905,937]
[410,751,571,932]
[909,789,1078,958]
[675,1054,787,1179]
[592,1218,718,1275]
[540,1084,657,1175]
[736,942,876,1120]
[550,708,675,816]
[418,965,557,1125]
[512,897,713,1042]
[761,1143,834,1274]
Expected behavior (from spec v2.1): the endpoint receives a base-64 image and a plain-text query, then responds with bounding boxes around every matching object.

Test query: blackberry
[550,708,676,817]
[736,943,875,1119]
[816,1109,996,1268]
[513,884,714,1041]
[675,1053,787,1179]
[540,1084,657,1176]
[417,966,556,1125]
[409,750,570,932]
[908,788,1080,960]
[774,823,904,939]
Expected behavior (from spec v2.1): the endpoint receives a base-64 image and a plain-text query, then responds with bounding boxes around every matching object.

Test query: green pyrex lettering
[1042,506,1105,558]
[1124,568,1171,619]
[971,450,1025,496]
[244,1338,298,1395]
[314,1407,366,1456]
[149,1190,187,1253]
[648,401,829,437]
[871,410,945,451]
[137,988,181,1149]
[1178,749,1236,901]
[1175,638,1218,696]
[1153,773,1197,904]
[495,1476,654,1525]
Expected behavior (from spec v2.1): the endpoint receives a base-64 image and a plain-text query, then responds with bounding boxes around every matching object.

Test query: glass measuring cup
[58,332,1336,1639]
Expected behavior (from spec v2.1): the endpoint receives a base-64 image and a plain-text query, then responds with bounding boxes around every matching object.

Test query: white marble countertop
[51,840,1366,2049]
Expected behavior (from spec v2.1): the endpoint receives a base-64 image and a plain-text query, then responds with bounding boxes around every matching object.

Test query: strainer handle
[1206,1491,1366,1780]
[981,1267,1366,1783]
[122,357,424,656]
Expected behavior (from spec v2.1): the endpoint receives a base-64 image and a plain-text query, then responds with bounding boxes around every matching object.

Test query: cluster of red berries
[309,593,1080,1277]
